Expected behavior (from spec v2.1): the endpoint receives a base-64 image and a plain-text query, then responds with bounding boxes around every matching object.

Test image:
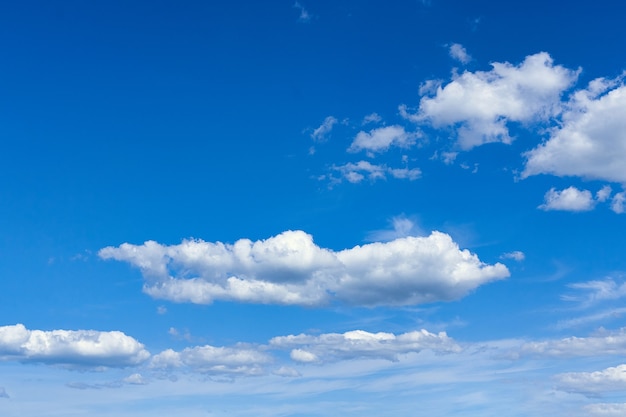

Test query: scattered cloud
[150,344,271,376]
[523,75,626,183]
[348,125,419,154]
[311,116,338,142]
[293,2,312,23]
[366,215,424,242]
[517,328,626,358]
[539,186,595,212]
[99,230,509,307]
[564,278,626,305]
[0,324,149,368]
[555,364,626,396]
[362,112,382,125]
[270,329,461,364]
[596,185,612,202]
[500,251,525,261]
[403,52,579,149]
[123,373,147,385]
[611,192,625,214]
[448,43,471,64]
[555,308,626,330]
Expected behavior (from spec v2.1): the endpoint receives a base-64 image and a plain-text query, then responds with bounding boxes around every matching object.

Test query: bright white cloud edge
[99,230,509,307]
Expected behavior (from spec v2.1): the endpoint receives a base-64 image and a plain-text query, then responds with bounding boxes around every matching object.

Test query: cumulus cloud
[448,43,471,64]
[539,186,595,211]
[555,364,626,396]
[99,230,509,307]
[348,125,419,154]
[404,52,578,149]
[311,116,337,142]
[330,161,421,184]
[0,324,149,368]
[151,344,271,376]
[270,329,460,364]
[523,75,626,183]
[517,328,626,358]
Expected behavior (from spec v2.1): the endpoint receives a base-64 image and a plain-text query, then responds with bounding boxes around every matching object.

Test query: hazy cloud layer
[404,52,578,149]
[270,329,461,364]
[517,328,626,358]
[100,230,509,307]
[0,324,149,367]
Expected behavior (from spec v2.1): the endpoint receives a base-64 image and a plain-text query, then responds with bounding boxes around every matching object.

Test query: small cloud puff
[448,43,471,64]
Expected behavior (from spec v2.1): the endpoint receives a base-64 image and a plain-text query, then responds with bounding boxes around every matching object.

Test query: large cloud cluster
[99,230,509,307]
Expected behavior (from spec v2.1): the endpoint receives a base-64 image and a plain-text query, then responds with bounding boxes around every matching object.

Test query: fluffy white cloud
[0,324,149,367]
[311,116,337,142]
[555,364,626,396]
[539,186,595,211]
[517,328,626,358]
[151,344,271,376]
[523,76,626,183]
[331,161,421,183]
[100,230,509,307]
[612,192,625,214]
[406,52,578,149]
[348,125,419,153]
[270,329,460,364]
[449,43,471,64]
[596,185,612,202]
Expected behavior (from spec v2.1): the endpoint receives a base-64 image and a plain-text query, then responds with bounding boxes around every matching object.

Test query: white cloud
[565,278,626,304]
[151,344,271,376]
[596,185,612,202]
[524,76,626,183]
[331,161,421,184]
[293,2,311,23]
[271,329,460,364]
[348,125,419,153]
[517,328,626,358]
[123,373,147,385]
[448,43,471,64]
[0,324,149,367]
[405,52,578,149]
[611,192,625,214]
[585,403,626,416]
[500,251,525,261]
[539,186,595,211]
[555,364,626,396]
[362,112,382,125]
[272,366,301,377]
[311,116,337,142]
[366,216,423,242]
[100,230,509,307]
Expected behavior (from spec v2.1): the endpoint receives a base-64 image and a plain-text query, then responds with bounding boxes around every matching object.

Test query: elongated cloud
[524,76,626,183]
[348,125,419,153]
[99,230,509,307]
[517,328,626,358]
[270,329,460,364]
[0,324,149,367]
[405,52,578,149]
[151,344,271,376]
[555,364,626,396]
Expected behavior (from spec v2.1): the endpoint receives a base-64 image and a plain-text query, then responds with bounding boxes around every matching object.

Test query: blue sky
[2,1,626,415]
